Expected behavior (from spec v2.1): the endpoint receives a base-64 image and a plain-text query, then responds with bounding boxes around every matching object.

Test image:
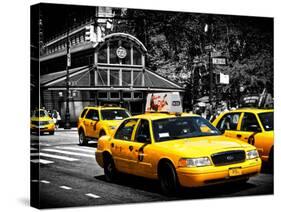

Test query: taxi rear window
[152,116,221,142]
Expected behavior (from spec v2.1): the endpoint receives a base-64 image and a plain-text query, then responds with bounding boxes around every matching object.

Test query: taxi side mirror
[136,135,150,143]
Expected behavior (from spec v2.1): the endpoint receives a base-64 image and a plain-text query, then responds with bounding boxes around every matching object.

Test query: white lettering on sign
[212,58,226,65]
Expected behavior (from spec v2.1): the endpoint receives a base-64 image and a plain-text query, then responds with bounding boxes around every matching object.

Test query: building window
[109,40,119,64]
[133,71,142,86]
[98,92,108,99]
[97,69,108,86]
[110,70,120,86]
[134,92,143,99]
[133,47,142,65]
[122,92,131,99]
[120,42,131,65]
[98,44,108,63]
[110,92,120,99]
[122,70,132,86]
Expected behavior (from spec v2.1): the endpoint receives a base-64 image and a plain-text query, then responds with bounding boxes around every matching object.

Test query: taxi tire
[103,155,118,182]
[79,130,88,146]
[268,147,274,173]
[159,162,180,196]
[49,131,55,135]
[99,130,106,138]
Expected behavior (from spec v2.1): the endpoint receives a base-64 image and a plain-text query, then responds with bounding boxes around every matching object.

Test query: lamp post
[64,14,71,129]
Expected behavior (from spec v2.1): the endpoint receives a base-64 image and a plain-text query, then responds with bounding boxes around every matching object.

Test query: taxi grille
[211,150,245,166]
[32,121,49,126]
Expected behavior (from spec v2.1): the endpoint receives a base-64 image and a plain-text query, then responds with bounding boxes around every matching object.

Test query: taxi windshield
[258,112,273,131]
[152,116,221,142]
[101,109,130,120]
[34,110,49,117]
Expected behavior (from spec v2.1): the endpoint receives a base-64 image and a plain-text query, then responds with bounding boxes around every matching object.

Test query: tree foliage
[113,9,273,99]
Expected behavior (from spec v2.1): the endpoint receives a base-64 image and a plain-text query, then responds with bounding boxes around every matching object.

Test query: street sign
[204,45,213,51]
[212,57,227,65]
[211,51,222,58]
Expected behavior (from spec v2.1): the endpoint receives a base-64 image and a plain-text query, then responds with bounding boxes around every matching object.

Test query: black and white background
[0,0,280,212]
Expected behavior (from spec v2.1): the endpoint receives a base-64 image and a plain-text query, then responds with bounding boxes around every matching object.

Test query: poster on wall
[30,2,274,209]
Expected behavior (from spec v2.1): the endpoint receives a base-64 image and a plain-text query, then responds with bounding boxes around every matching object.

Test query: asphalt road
[30,129,273,209]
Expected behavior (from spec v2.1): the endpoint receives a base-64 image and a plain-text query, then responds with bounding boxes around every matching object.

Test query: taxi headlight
[246,149,259,160]
[179,157,211,168]
[48,120,54,124]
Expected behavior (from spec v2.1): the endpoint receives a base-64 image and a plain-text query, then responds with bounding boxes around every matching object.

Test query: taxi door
[110,119,138,174]
[215,112,242,139]
[84,109,99,138]
[128,119,154,177]
[236,112,264,153]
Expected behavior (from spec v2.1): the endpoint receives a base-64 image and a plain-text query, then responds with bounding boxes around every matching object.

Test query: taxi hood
[101,119,124,127]
[156,135,252,157]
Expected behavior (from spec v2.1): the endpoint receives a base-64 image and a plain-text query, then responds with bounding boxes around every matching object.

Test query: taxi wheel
[104,155,117,182]
[159,162,179,196]
[268,147,274,173]
[99,130,106,138]
[49,131,54,135]
[79,131,88,145]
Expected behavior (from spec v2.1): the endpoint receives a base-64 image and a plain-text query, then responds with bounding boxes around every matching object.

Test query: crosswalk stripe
[30,147,38,151]
[60,186,72,190]
[43,148,95,158]
[40,180,50,184]
[31,159,54,164]
[31,143,51,147]
[85,193,101,198]
[55,146,95,153]
[36,152,79,161]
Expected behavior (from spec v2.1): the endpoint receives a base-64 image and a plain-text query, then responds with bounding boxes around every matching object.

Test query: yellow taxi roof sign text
[145,92,183,113]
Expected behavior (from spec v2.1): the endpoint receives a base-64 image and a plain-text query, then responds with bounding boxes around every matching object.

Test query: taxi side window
[217,113,240,131]
[85,109,99,120]
[115,119,137,141]
[135,119,151,143]
[80,109,88,118]
[241,113,261,132]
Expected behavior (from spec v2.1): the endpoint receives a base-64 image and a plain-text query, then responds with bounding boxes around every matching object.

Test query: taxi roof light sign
[145,92,183,113]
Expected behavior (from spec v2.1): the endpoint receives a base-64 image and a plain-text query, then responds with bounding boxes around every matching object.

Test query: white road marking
[35,152,79,161]
[43,148,95,158]
[55,146,95,153]
[40,180,50,184]
[31,180,39,183]
[31,143,51,147]
[59,186,72,190]
[31,159,54,164]
[30,147,38,151]
[85,193,101,198]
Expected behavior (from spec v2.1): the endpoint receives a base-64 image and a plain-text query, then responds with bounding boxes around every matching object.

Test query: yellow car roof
[227,108,273,114]
[132,112,199,121]
[85,106,127,110]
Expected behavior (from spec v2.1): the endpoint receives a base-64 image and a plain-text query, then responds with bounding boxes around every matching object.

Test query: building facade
[39,7,185,125]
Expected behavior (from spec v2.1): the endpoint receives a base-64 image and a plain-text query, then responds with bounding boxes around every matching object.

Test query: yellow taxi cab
[77,105,131,145]
[212,108,273,170]
[30,109,55,135]
[95,93,261,195]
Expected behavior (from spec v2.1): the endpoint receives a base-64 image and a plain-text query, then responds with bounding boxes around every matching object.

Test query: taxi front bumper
[31,124,55,132]
[176,158,261,187]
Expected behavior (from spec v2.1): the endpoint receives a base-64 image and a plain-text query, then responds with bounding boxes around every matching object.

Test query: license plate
[229,168,242,177]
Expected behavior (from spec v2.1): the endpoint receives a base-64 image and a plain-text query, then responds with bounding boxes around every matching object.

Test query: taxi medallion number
[229,168,242,177]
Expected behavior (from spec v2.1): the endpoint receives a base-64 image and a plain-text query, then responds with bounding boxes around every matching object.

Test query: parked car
[30,109,55,135]
[77,105,131,145]
[212,108,273,170]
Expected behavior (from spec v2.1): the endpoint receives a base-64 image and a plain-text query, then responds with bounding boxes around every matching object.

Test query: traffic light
[85,25,95,42]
